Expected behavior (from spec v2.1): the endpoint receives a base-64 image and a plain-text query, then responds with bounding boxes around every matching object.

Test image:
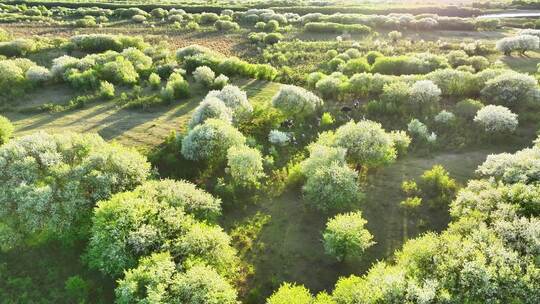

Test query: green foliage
[323,211,375,261]
[455,99,484,120]
[304,22,371,34]
[116,252,237,304]
[272,85,323,119]
[0,132,150,247]
[99,57,139,85]
[148,72,161,89]
[267,283,313,304]
[341,58,370,76]
[0,115,14,145]
[181,118,246,162]
[334,120,397,168]
[162,72,190,101]
[0,38,36,57]
[419,165,459,206]
[87,179,231,277]
[226,145,264,187]
[98,80,115,99]
[480,72,539,108]
[303,162,363,212]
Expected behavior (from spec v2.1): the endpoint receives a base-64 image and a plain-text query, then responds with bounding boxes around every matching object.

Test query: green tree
[323,212,375,261]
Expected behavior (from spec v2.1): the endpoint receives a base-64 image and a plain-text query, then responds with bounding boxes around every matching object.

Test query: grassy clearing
[223,143,530,303]
[5,79,281,149]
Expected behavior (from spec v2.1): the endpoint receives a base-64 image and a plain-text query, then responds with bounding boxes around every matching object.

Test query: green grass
[4,79,281,150]
[223,144,530,303]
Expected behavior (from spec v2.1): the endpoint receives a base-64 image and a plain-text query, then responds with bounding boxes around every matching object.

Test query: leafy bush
[474,105,518,133]
[193,66,215,87]
[480,72,538,108]
[226,145,264,187]
[389,130,411,156]
[341,58,370,76]
[131,14,146,23]
[455,99,484,120]
[267,283,313,304]
[304,22,371,34]
[334,120,397,167]
[323,211,374,261]
[418,165,459,206]
[213,74,229,89]
[98,57,139,85]
[98,81,115,99]
[303,162,362,212]
[272,85,323,119]
[316,76,344,99]
[0,38,36,57]
[388,30,402,42]
[366,51,383,65]
[181,119,246,162]
[0,115,14,145]
[200,12,219,24]
[408,118,436,144]
[87,179,232,277]
[148,72,161,89]
[264,32,283,45]
[427,69,476,97]
[25,65,51,84]
[69,34,147,53]
[300,144,346,177]
[265,20,280,32]
[215,20,240,31]
[0,132,150,247]
[162,72,189,101]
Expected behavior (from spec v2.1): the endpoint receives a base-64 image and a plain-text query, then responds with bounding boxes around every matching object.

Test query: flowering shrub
[226,145,264,187]
[213,74,229,89]
[0,132,150,247]
[215,20,240,31]
[474,105,518,133]
[300,144,346,177]
[409,80,441,114]
[268,129,290,146]
[303,162,362,212]
[480,72,538,107]
[496,34,539,55]
[181,119,246,162]
[434,110,456,124]
[87,179,234,277]
[389,130,411,155]
[189,97,233,129]
[334,120,397,167]
[193,66,216,87]
[206,85,252,120]
[316,76,343,99]
[272,85,323,119]
[25,65,50,84]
